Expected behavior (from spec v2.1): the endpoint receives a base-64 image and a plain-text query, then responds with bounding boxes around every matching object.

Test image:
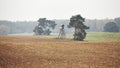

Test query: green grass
[85,32,120,41]
[40,32,120,42]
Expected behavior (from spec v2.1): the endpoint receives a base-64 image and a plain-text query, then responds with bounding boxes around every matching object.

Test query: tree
[68,14,89,41]
[104,22,119,32]
[33,18,56,35]
[114,17,120,31]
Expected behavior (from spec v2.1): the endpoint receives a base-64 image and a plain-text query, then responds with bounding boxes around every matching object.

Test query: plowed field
[0,36,120,68]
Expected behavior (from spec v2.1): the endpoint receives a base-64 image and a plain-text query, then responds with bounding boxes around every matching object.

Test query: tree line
[0,17,120,35]
[0,20,37,35]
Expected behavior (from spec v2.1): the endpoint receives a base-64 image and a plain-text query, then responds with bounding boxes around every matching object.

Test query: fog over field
[0,0,120,35]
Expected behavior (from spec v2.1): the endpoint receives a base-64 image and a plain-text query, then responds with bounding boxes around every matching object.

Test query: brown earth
[0,36,120,68]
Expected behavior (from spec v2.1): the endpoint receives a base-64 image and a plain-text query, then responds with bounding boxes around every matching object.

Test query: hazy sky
[0,0,120,21]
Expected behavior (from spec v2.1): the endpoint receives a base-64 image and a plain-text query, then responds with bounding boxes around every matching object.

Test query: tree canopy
[68,14,89,41]
[33,18,56,35]
[104,22,119,32]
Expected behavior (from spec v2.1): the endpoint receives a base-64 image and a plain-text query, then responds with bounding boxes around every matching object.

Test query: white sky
[0,0,120,21]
